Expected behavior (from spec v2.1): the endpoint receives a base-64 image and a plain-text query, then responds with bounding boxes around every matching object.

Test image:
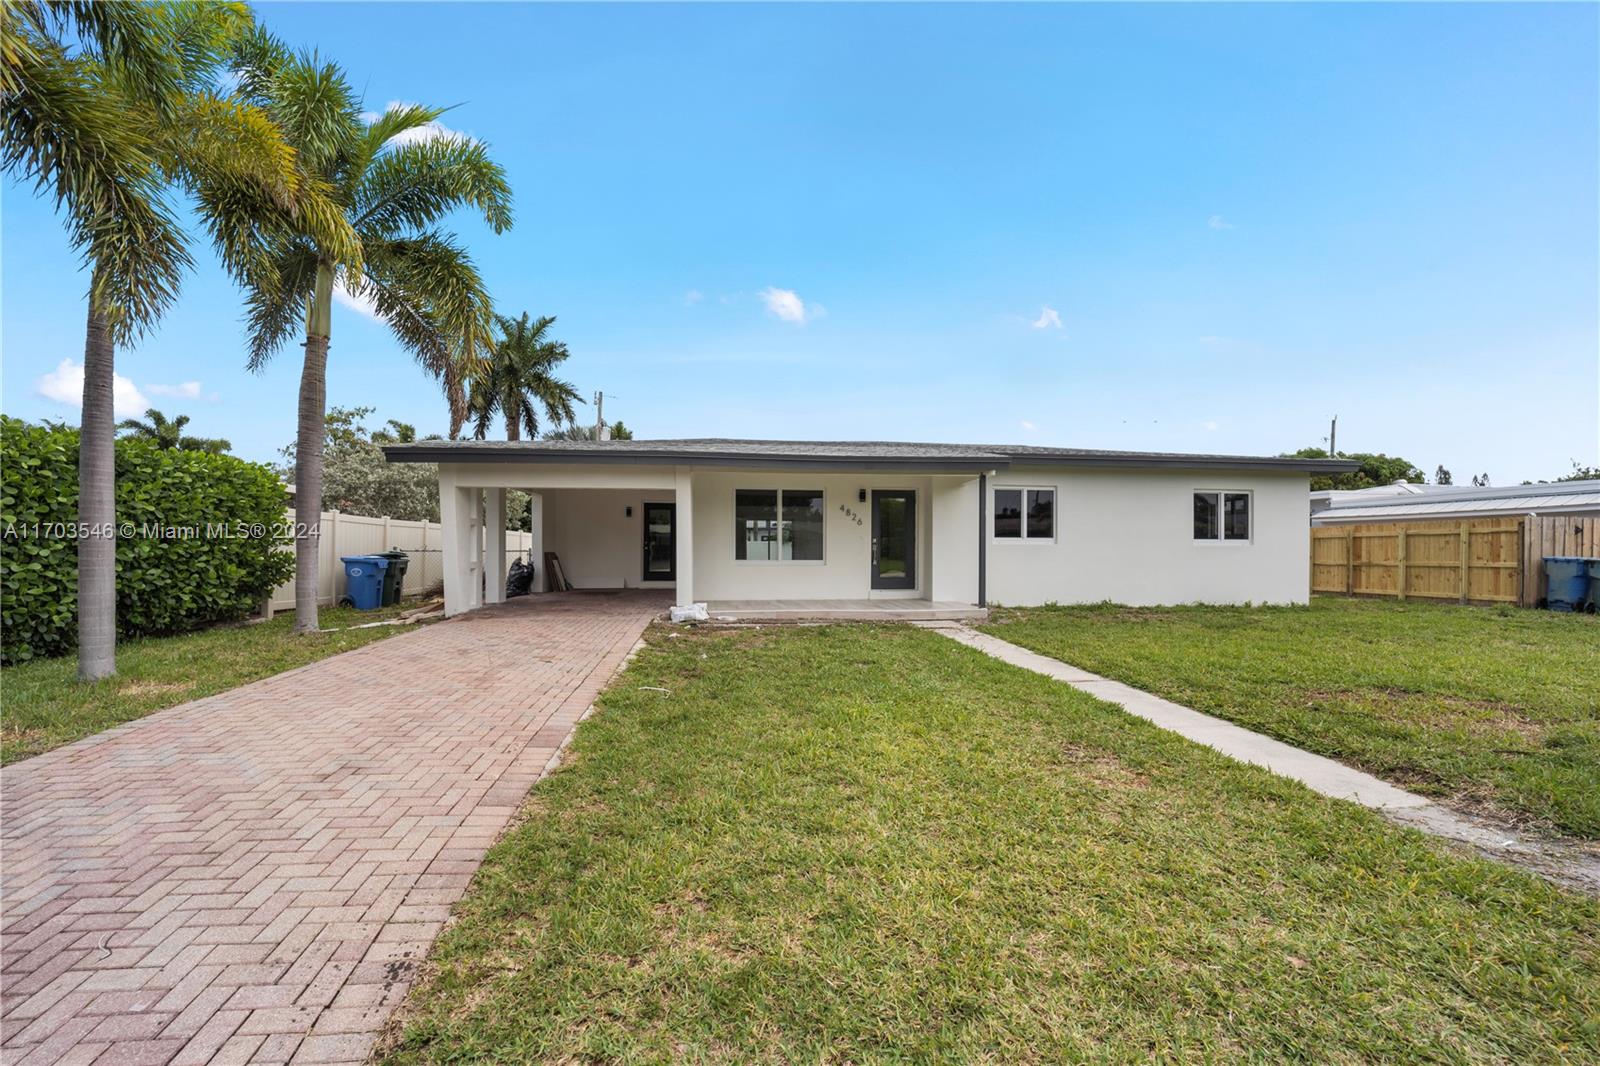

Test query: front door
[871,490,916,590]
[642,502,675,582]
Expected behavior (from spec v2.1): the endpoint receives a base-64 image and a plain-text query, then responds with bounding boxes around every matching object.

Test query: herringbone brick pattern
[1,591,667,1066]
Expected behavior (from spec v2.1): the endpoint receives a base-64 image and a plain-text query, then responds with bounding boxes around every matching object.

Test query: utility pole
[1328,415,1337,457]
[594,390,604,440]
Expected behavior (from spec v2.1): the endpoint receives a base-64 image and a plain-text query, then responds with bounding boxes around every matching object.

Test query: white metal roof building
[1310,480,1600,524]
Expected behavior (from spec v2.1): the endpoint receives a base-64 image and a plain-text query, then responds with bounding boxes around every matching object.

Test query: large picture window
[735,489,824,561]
[994,487,1055,541]
[1194,491,1251,542]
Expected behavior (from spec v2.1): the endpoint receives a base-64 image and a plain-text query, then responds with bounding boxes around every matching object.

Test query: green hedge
[1,416,295,664]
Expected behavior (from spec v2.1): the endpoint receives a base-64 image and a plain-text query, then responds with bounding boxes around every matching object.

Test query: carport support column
[440,474,479,617]
[527,493,544,594]
[485,488,507,605]
[675,466,694,607]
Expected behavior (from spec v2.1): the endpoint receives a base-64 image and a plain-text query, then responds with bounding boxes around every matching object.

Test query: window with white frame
[1193,491,1251,541]
[735,489,824,561]
[994,487,1055,541]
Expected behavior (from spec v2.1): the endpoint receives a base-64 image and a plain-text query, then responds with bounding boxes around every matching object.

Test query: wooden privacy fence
[1311,518,1523,604]
[264,509,534,613]
[1521,513,1600,607]
[1312,514,1600,607]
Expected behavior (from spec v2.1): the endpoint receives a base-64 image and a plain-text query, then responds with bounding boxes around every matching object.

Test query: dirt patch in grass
[1059,743,1150,790]
[1306,688,1546,743]
[115,680,196,698]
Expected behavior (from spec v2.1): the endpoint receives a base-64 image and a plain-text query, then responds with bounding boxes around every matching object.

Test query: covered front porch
[395,442,993,620]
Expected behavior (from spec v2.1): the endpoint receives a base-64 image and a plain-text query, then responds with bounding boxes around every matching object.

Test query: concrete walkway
[925,623,1600,894]
[0,591,669,1066]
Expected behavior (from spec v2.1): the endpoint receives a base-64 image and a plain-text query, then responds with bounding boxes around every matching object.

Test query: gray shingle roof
[384,437,1358,473]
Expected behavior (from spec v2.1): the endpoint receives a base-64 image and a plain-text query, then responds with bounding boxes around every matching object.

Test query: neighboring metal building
[1311,480,1600,525]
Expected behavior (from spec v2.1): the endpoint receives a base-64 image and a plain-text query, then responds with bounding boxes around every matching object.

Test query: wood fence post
[1345,528,1354,595]
[1458,522,1470,604]
[1397,528,1408,601]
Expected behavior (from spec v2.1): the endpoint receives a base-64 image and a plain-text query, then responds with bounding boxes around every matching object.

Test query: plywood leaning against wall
[1312,514,1600,607]
[265,509,535,613]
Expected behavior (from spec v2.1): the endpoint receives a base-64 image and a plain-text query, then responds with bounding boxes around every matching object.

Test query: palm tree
[218,31,511,633]
[469,314,581,441]
[373,419,417,444]
[2,3,334,679]
[542,421,633,442]
[117,408,231,453]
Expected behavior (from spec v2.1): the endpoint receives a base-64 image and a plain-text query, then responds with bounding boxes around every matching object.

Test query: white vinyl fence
[265,509,534,613]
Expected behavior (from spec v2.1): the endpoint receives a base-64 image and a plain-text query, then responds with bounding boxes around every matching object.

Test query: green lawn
[384,624,1597,1064]
[981,597,1600,839]
[1,603,425,764]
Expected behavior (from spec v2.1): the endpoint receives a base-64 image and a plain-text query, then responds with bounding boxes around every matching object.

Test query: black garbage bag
[506,556,535,598]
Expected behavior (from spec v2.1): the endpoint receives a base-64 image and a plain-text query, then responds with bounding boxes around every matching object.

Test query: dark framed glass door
[642,502,675,582]
[871,490,916,590]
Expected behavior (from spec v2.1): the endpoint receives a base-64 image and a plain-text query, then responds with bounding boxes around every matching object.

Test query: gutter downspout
[977,472,988,608]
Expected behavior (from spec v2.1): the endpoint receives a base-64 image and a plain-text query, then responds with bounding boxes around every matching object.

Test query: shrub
[1,416,295,664]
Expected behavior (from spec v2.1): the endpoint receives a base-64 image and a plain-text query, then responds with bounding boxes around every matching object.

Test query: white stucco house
[381,438,1356,618]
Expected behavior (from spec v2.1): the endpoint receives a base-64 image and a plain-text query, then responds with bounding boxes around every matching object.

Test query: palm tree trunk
[444,363,466,440]
[504,400,520,442]
[77,297,118,680]
[293,262,335,634]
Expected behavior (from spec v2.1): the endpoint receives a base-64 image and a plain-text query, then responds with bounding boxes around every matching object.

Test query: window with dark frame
[994,487,1054,541]
[1193,491,1250,541]
[735,489,824,561]
[994,489,1022,538]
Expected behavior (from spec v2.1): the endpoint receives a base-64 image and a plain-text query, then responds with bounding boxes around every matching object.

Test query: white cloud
[333,278,381,320]
[146,381,203,400]
[759,286,819,325]
[1020,420,1037,432]
[1031,306,1063,330]
[35,359,149,417]
[361,101,474,146]
[1202,420,1220,432]
[1207,214,1234,231]
[684,289,704,306]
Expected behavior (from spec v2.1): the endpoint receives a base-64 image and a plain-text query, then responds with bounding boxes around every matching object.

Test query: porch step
[703,600,989,623]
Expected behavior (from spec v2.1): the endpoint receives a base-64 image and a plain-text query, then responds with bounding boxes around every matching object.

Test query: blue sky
[4,2,1597,482]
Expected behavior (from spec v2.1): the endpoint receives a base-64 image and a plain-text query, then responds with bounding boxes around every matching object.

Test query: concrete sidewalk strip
[0,591,670,1066]
[923,622,1600,894]
[928,622,1427,809]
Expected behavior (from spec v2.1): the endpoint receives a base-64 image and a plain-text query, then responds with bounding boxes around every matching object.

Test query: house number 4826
[838,504,863,526]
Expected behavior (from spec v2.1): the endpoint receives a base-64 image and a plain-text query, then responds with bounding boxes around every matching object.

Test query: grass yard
[384,623,1598,1064]
[1,602,425,764]
[982,597,1600,839]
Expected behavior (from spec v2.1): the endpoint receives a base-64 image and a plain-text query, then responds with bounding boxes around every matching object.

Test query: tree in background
[220,30,511,632]
[1471,473,1491,487]
[1524,462,1600,485]
[3,2,344,679]
[543,421,634,441]
[116,408,230,453]
[1434,466,1452,486]
[1283,447,1424,492]
[373,419,417,444]
[468,313,581,441]
[279,407,441,522]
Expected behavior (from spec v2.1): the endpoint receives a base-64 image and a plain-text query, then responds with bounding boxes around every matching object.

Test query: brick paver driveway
[1,590,669,1066]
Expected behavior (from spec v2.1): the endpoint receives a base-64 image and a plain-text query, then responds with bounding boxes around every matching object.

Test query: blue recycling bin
[1542,556,1588,613]
[340,555,390,610]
